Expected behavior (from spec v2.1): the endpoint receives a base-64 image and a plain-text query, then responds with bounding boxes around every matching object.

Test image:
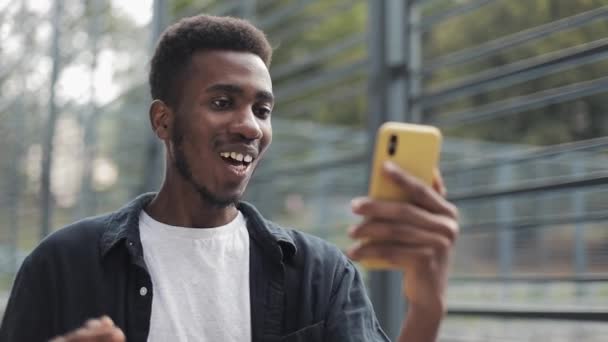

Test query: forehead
[187,50,272,92]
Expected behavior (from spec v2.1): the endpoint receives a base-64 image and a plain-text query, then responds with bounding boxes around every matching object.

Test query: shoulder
[28,212,115,263]
[240,201,349,270]
[285,225,347,265]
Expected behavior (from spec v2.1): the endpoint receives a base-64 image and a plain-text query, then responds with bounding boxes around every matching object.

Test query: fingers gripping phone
[360,122,442,269]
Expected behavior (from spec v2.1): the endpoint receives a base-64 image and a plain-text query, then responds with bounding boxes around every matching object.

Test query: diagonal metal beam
[424,5,608,70]
[432,75,608,127]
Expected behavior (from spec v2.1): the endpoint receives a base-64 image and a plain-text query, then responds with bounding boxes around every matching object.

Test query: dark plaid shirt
[0,193,389,342]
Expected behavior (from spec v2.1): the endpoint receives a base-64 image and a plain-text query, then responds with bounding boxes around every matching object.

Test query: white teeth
[220,152,254,163]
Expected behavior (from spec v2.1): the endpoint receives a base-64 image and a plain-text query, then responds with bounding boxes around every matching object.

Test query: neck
[145,173,239,228]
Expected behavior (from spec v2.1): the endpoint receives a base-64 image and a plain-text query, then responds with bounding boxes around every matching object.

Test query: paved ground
[439,317,608,341]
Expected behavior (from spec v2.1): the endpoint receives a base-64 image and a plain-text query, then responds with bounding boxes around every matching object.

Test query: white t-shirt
[139,210,251,342]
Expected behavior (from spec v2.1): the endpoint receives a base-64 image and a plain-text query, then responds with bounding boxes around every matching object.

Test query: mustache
[215,136,260,151]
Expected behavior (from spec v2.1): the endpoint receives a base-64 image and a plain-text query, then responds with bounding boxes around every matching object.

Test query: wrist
[409,299,446,320]
[408,302,445,328]
[398,302,445,342]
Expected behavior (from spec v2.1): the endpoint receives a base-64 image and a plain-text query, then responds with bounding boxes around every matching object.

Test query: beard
[171,122,238,209]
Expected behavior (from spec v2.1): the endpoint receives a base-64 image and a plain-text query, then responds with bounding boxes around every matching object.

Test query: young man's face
[169,50,273,207]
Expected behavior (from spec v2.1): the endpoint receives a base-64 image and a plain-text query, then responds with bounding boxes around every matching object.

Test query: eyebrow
[206,84,274,103]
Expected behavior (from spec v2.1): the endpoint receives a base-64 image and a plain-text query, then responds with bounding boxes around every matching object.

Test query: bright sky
[0,0,153,104]
[58,50,129,105]
[113,0,153,27]
[20,0,152,26]
[55,0,153,105]
[10,0,153,201]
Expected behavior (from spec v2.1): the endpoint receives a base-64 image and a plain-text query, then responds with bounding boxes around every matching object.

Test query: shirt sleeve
[323,258,391,342]
[0,254,53,342]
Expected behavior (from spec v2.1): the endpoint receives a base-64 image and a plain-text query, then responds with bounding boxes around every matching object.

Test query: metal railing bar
[423,5,608,71]
[447,171,608,202]
[460,211,608,235]
[257,0,315,30]
[272,117,368,139]
[442,136,608,175]
[451,275,608,283]
[174,2,213,18]
[268,0,359,44]
[417,0,498,30]
[175,0,240,18]
[432,75,608,127]
[419,38,608,108]
[275,83,365,119]
[213,1,242,16]
[447,305,608,322]
[271,33,365,80]
[256,0,276,10]
[275,58,367,103]
[413,0,440,7]
[253,152,366,183]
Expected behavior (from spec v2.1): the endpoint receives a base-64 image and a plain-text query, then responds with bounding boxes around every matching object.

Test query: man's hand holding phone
[348,127,459,342]
[347,162,459,315]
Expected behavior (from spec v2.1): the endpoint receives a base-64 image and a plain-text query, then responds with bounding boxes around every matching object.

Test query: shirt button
[139,286,148,296]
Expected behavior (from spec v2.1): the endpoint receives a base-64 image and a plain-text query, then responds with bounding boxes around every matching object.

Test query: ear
[149,99,173,141]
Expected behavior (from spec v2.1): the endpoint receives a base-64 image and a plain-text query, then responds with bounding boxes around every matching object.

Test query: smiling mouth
[219,151,255,175]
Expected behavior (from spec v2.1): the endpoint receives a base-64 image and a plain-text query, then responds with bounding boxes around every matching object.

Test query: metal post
[314,139,331,240]
[367,0,394,338]
[406,0,422,123]
[366,0,418,339]
[151,0,168,45]
[572,157,587,298]
[8,0,29,271]
[77,0,102,218]
[386,0,406,122]
[137,0,168,196]
[367,0,388,135]
[497,162,514,299]
[40,0,63,239]
[536,160,549,301]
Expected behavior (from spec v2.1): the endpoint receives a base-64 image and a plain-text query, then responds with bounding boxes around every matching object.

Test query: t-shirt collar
[99,193,297,261]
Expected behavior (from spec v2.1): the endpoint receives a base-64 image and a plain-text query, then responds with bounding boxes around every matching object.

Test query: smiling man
[0,15,459,342]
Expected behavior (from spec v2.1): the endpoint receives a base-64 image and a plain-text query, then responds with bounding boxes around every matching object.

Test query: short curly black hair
[149,14,272,108]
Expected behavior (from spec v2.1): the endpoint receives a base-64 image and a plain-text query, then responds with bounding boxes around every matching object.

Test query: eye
[211,97,232,110]
[253,104,272,119]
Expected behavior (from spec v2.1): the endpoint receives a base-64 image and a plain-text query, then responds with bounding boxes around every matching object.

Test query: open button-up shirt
[0,193,389,341]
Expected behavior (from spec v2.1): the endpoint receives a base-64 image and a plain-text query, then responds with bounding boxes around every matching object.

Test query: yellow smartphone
[360,122,442,269]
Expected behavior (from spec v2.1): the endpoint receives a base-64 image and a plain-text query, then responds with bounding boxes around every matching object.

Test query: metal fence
[1,0,608,340]
[364,0,608,340]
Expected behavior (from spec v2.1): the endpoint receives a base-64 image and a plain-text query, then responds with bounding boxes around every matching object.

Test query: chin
[190,183,240,208]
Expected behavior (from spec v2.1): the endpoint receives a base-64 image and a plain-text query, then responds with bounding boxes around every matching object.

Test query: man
[0,14,459,342]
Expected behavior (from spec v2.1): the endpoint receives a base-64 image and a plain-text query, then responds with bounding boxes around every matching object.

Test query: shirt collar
[99,193,297,261]
[237,201,297,259]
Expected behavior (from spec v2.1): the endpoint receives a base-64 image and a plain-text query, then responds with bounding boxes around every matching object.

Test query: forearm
[397,303,444,342]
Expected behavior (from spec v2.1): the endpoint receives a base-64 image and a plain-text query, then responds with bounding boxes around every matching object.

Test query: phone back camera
[388,135,397,156]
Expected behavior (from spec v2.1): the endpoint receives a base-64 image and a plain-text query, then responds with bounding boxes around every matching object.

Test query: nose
[229,107,263,140]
